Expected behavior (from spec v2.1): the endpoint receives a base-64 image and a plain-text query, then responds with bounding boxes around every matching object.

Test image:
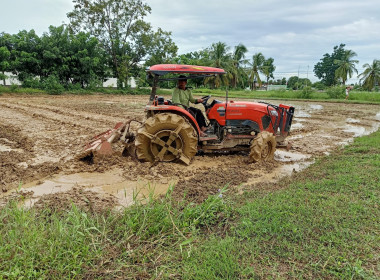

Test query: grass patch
[182,131,380,279]
[2,84,379,103]
[0,188,232,278]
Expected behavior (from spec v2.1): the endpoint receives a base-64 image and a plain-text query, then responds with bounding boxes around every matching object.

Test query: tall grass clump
[0,187,232,278]
[41,75,65,95]
[326,85,345,99]
[297,86,314,99]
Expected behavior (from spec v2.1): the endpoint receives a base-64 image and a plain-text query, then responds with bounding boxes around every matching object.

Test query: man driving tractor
[172,75,208,136]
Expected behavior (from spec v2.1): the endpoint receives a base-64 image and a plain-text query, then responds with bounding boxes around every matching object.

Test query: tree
[334,49,358,85]
[358,59,380,91]
[143,28,178,66]
[248,52,265,90]
[204,42,232,88]
[231,43,248,89]
[0,46,10,85]
[261,57,276,90]
[314,44,347,86]
[68,0,173,88]
[0,33,13,85]
[9,30,42,82]
[287,76,299,89]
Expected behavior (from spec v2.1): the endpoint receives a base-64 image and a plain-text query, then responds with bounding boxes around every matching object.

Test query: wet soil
[1,95,379,209]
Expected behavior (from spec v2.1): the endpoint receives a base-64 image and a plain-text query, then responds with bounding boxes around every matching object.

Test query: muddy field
[1,94,379,210]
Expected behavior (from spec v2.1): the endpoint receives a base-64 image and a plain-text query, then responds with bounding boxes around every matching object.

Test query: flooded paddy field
[1,95,379,209]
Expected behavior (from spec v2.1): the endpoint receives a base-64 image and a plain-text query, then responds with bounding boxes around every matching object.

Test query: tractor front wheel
[135,113,198,165]
[249,131,276,162]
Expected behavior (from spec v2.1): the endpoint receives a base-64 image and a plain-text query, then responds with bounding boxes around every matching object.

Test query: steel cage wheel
[135,113,198,163]
[249,131,276,163]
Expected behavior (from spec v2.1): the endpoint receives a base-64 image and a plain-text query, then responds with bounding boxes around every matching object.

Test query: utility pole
[297,66,300,90]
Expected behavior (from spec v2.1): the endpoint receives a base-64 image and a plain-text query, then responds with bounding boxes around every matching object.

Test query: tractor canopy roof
[146,64,226,76]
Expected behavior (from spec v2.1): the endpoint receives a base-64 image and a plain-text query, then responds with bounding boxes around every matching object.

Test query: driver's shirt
[172,88,196,108]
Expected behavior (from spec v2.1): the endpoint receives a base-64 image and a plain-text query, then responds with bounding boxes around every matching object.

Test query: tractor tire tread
[249,131,276,163]
[135,113,197,163]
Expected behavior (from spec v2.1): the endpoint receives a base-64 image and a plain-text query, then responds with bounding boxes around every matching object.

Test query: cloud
[1,0,379,82]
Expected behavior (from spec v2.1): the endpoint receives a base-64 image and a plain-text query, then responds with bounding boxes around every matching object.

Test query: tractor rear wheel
[249,131,276,162]
[135,113,198,164]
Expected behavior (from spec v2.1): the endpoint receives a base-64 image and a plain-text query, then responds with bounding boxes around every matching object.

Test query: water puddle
[376,112,380,121]
[343,125,368,137]
[309,104,323,110]
[275,150,310,162]
[290,122,304,129]
[296,110,311,118]
[12,169,174,208]
[346,118,360,124]
[244,159,314,186]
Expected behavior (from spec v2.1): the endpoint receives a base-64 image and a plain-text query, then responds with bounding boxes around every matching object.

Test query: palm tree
[261,57,276,90]
[231,43,248,89]
[204,42,232,88]
[334,50,359,85]
[358,59,380,91]
[248,52,265,90]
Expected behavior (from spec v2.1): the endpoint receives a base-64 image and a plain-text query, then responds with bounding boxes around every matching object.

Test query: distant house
[3,72,21,86]
[103,77,136,88]
[267,85,287,91]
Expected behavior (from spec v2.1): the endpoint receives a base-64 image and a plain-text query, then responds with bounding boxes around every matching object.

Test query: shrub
[313,81,326,90]
[297,86,314,99]
[66,83,83,91]
[10,83,19,92]
[127,87,151,95]
[87,76,103,90]
[22,77,41,89]
[326,86,345,99]
[41,75,64,95]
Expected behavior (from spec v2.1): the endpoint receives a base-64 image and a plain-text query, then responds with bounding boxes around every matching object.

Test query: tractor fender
[145,104,201,136]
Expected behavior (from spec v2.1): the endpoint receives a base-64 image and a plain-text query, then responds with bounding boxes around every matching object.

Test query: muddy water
[0,96,379,208]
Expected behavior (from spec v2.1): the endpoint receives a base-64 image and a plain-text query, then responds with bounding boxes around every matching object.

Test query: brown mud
[1,95,379,209]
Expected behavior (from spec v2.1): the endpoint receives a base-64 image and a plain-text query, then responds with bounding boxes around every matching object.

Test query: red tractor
[79,64,294,165]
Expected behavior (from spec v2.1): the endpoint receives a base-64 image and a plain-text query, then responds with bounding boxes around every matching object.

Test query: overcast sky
[1,0,379,83]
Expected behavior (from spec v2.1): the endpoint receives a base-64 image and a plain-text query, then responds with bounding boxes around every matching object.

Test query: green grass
[2,84,380,103]
[182,131,380,279]
[0,189,232,278]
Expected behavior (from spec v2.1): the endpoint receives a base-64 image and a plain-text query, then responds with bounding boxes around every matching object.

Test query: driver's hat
[178,75,187,81]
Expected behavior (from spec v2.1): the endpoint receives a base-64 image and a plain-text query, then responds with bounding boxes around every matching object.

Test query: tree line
[0,0,379,92]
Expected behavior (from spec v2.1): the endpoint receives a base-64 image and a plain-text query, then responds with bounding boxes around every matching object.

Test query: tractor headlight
[270,110,278,117]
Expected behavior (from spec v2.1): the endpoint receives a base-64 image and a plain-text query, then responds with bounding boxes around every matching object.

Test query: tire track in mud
[0,97,145,194]
[0,102,103,169]
[2,98,143,125]
[0,98,146,140]
[0,101,118,131]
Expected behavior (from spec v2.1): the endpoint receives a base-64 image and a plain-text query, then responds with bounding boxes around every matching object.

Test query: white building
[1,72,136,88]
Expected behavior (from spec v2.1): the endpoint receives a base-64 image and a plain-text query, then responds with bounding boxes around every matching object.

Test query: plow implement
[77,120,139,161]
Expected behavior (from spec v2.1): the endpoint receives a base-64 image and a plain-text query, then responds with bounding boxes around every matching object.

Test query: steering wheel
[200,95,211,109]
